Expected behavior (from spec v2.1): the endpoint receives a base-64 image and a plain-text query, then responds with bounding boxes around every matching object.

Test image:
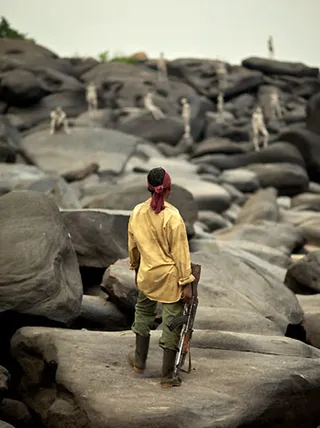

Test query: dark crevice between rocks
[79,266,106,296]
[285,323,307,343]
[14,344,89,427]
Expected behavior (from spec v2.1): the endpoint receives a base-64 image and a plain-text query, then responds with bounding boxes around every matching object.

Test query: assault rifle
[167,263,201,382]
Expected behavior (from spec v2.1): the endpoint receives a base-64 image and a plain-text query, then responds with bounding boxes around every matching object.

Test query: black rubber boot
[160,349,182,387]
[128,334,150,374]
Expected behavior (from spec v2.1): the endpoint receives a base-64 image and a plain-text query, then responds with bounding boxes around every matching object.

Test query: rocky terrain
[1,38,320,427]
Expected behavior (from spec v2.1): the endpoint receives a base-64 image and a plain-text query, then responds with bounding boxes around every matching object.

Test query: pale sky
[2,0,319,66]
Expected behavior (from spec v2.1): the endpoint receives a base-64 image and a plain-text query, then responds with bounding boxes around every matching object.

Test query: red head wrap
[147,170,171,214]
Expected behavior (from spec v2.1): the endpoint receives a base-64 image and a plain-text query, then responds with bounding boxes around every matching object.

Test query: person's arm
[167,215,195,286]
[128,215,140,273]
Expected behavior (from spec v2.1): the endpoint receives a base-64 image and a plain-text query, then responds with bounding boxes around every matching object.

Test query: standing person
[127,167,195,387]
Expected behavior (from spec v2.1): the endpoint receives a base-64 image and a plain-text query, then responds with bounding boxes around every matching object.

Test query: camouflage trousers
[132,291,183,351]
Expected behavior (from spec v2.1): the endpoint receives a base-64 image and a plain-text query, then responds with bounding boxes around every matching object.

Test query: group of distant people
[50,36,281,152]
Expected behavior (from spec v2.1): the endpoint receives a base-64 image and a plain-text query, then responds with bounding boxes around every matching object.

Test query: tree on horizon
[0,16,35,41]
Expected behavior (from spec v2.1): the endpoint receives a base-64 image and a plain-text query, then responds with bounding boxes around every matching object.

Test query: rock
[277,196,291,210]
[0,422,14,428]
[242,57,319,77]
[192,142,305,171]
[0,191,82,324]
[0,367,9,403]
[62,162,99,183]
[15,176,82,209]
[12,322,320,427]
[222,203,242,223]
[61,209,129,268]
[306,91,320,135]
[204,117,251,142]
[197,210,231,232]
[235,187,279,224]
[20,127,140,176]
[291,192,320,211]
[101,259,137,315]
[72,109,114,128]
[276,128,320,183]
[0,398,33,428]
[168,59,263,99]
[0,115,21,162]
[71,295,129,331]
[0,39,73,75]
[190,238,291,269]
[221,182,246,205]
[192,137,249,157]
[309,182,320,194]
[82,180,198,237]
[297,294,320,349]
[0,67,83,107]
[281,209,320,247]
[117,111,184,145]
[0,164,47,195]
[7,91,87,131]
[214,221,305,255]
[219,168,260,192]
[245,163,309,196]
[225,93,256,118]
[284,252,320,294]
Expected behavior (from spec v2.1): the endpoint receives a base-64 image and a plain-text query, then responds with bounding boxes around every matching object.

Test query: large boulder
[61,209,130,268]
[192,142,306,171]
[291,193,320,211]
[235,187,279,224]
[167,59,263,99]
[10,325,320,428]
[7,92,87,131]
[20,127,141,175]
[214,221,305,255]
[245,163,309,196]
[276,128,320,183]
[306,91,320,135]
[83,181,198,237]
[242,57,319,77]
[0,191,82,324]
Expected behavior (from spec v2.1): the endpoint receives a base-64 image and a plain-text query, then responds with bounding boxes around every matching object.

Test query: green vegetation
[97,50,138,64]
[0,16,35,41]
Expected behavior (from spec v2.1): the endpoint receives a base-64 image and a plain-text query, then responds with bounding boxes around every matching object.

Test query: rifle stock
[167,263,201,381]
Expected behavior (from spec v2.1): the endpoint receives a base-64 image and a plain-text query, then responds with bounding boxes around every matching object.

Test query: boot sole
[127,354,144,374]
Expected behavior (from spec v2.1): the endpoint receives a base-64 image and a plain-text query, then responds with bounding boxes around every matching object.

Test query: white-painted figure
[216,61,227,90]
[268,36,274,59]
[157,52,168,82]
[86,82,98,113]
[50,107,70,135]
[144,92,165,120]
[181,97,191,138]
[217,92,224,122]
[252,106,268,151]
[269,89,282,120]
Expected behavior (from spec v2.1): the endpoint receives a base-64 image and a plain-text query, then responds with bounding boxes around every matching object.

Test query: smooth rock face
[0,163,47,195]
[235,187,280,224]
[20,127,141,175]
[61,209,130,268]
[291,193,320,211]
[0,115,21,162]
[214,221,305,255]
[242,57,319,77]
[0,191,83,324]
[11,326,320,428]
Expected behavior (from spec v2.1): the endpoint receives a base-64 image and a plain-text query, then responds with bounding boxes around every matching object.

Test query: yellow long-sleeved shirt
[128,199,195,303]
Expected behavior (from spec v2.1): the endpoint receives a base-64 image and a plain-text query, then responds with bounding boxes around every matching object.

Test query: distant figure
[269,88,282,120]
[216,61,227,90]
[50,107,70,135]
[144,92,165,120]
[157,52,168,82]
[217,93,224,122]
[86,82,98,113]
[268,36,274,59]
[181,97,191,138]
[252,106,268,151]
